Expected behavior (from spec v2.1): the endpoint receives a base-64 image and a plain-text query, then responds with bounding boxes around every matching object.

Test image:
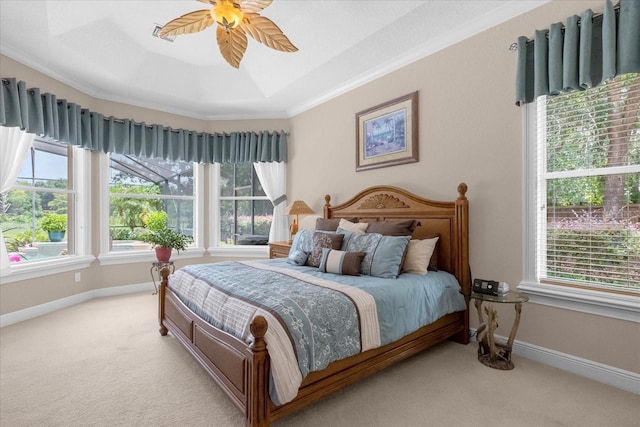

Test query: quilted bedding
[168,258,466,405]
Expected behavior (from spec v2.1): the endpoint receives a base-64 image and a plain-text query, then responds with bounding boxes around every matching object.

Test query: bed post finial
[250,315,268,345]
[323,194,332,218]
[457,182,468,200]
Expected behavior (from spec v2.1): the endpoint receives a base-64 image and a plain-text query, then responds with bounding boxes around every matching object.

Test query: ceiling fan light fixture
[159,0,298,68]
[211,1,244,29]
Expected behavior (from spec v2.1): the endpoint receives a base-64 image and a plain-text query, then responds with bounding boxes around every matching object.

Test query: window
[215,163,272,247]
[522,73,640,318]
[2,139,72,262]
[107,153,196,254]
[1,138,91,279]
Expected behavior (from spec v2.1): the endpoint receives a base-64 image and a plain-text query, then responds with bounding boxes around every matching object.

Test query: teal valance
[0,77,287,163]
[515,0,640,106]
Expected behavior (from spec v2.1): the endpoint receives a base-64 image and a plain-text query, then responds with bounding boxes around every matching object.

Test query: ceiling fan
[159,0,298,68]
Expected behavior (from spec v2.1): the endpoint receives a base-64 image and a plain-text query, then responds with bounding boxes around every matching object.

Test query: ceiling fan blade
[217,26,248,68]
[241,14,298,53]
[238,0,272,14]
[159,10,214,38]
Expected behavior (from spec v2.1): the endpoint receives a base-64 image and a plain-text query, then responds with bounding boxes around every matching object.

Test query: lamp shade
[282,200,314,217]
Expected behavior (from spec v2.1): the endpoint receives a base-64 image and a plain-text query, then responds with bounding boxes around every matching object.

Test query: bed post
[158,267,170,336]
[454,182,470,344]
[246,315,270,427]
[323,194,332,218]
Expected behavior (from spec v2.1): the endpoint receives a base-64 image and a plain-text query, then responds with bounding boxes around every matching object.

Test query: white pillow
[402,237,439,275]
[338,218,369,234]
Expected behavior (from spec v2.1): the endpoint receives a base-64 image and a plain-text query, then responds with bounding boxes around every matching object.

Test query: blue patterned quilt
[168,258,466,405]
[173,261,363,375]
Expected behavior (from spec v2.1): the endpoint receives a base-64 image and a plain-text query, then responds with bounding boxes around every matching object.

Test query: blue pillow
[370,234,411,278]
[287,249,308,266]
[289,229,314,254]
[338,230,410,278]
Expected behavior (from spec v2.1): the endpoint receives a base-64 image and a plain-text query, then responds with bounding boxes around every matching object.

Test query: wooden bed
[158,183,470,427]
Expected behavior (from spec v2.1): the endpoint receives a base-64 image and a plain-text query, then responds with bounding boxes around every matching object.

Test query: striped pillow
[319,248,366,276]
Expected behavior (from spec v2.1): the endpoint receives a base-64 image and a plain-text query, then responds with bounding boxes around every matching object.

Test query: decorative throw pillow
[402,237,439,275]
[306,232,344,267]
[338,218,369,234]
[339,231,411,278]
[319,248,366,276]
[287,249,309,266]
[315,217,359,231]
[366,220,420,236]
[337,231,378,274]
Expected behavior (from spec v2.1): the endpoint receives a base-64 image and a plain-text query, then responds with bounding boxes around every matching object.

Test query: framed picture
[355,91,418,172]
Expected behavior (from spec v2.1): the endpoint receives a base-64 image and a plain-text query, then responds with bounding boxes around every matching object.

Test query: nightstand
[471,290,528,370]
[269,241,292,259]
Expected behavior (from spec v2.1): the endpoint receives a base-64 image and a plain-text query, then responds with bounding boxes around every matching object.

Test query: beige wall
[288,0,638,373]
[1,1,638,373]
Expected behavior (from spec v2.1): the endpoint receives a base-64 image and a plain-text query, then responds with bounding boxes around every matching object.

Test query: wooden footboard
[159,267,466,426]
[158,184,470,427]
[159,267,271,426]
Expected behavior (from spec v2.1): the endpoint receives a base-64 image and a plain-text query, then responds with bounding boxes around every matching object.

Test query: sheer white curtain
[253,162,288,243]
[0,127,35,274]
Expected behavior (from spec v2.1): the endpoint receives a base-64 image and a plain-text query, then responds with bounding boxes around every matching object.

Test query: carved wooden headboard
[323,184,470,297]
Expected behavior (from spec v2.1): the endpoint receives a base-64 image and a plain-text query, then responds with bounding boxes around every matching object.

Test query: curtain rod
[509,3,620,51]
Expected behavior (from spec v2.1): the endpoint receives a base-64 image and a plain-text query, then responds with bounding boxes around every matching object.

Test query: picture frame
[355,91,418,172]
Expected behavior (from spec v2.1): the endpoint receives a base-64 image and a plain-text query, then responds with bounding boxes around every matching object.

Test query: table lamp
[283,200,314,242]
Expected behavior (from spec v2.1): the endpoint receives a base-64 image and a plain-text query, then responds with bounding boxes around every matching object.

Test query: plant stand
[150,261,174,295]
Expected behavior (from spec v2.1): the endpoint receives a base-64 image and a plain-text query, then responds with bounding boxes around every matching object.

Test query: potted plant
[41,213,67,242]
[139,211,192,262]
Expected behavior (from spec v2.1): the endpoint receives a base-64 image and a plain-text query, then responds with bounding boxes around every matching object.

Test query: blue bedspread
[169,258,466,404]
[174,261,362,376]
[264,258,467,345]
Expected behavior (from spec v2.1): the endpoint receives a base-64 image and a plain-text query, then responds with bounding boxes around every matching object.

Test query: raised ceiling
[0,0,546,120]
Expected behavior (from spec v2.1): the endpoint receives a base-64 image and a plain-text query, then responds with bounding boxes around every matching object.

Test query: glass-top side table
[150,261,174,295]
[471,290,529,370]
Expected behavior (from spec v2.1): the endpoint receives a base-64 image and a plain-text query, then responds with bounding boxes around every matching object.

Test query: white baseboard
[470,328,639,395]
[0,282,155,328]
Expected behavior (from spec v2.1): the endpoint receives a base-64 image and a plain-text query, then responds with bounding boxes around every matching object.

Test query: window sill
[98,247,206,265]
[1,255,95,284]
[99,246,270,263]
[518,281,640,323]
[207,246,269,258]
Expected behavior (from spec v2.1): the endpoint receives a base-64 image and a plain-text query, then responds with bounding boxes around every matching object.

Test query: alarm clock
[473,278,500,296]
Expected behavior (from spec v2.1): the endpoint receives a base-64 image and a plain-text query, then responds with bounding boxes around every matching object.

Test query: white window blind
[536,73,640,294]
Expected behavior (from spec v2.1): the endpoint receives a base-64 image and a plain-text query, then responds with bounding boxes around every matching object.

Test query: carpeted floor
[1,292,638,427]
